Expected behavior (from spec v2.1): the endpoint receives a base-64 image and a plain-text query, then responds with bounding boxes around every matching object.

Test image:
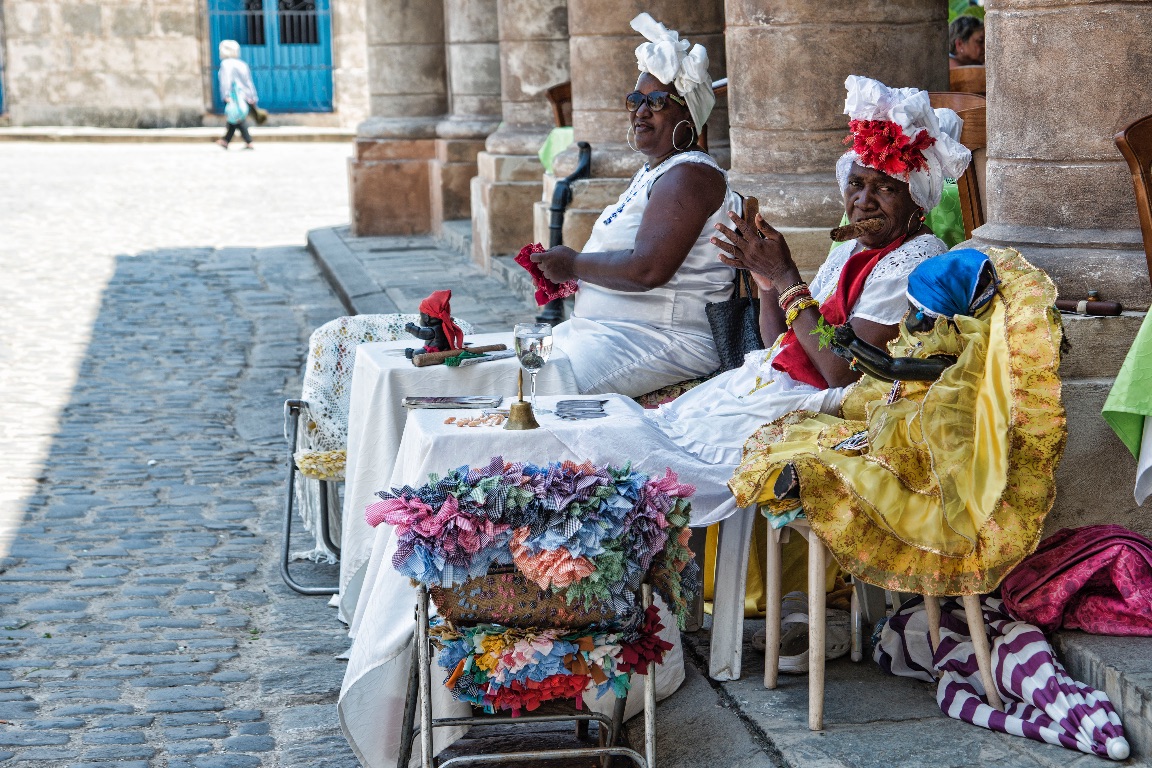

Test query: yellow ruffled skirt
[728,248,1066,596]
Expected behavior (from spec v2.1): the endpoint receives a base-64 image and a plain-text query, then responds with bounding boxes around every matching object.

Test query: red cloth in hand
[1001,525,1152,636]
[771,235,907,389]
[418,289,465,350]
[515,243,579,306]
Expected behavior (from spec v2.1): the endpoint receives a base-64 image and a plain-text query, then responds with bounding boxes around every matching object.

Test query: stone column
[534,0,727,252]
[470,0,570,271]
[432,0,502,235]
[330,0,370,126]
[969,0,1152,538]
[724,0,947,273]
[348,0,446,236]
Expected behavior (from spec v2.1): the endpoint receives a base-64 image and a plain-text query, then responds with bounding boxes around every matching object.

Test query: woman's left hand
[711,211,800,288]
[530,245,579,283]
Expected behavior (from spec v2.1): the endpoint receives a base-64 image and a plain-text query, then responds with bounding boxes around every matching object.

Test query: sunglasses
[625,90,687,113]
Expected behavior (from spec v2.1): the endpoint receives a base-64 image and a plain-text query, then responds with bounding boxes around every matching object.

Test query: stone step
[1055,631,1152,761]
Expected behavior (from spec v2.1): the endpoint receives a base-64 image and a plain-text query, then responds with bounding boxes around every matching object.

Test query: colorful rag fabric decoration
[368,457,698,626]
[418,290,465,350]
[876,596,1129,761]
[514,243,579,306]
[730,248,1066,595]
[1001,525,1152,636]
[430,604,672,716]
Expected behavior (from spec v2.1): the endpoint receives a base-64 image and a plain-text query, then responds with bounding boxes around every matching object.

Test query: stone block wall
[1,0,205,126]
[0,0,368,127]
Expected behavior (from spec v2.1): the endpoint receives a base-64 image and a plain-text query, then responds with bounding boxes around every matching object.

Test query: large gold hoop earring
[626,124,641,153]
[672,119,696,152]
[905,207,925,236]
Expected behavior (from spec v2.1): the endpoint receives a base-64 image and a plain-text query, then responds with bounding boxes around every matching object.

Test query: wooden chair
[763,521,1004,731]
[949,65,986,96]
[546,81,572,128]
[929,92,987,239]
[1115,113,1152,280]
[698,78,727,154]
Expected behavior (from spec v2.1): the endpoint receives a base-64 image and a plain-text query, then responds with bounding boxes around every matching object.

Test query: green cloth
[443,350,487,367]
[1102,310,1152,458]
[537,127,575,175]
[830,180,965,253]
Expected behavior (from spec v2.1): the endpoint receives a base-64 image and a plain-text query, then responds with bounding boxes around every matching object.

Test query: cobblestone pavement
[0,142,360,766]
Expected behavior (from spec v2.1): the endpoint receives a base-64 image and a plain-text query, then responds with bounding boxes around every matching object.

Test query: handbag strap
[733,269,756,300]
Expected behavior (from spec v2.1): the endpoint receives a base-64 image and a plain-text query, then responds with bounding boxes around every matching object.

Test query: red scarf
[418,290,465,350]
[771,236,907,389]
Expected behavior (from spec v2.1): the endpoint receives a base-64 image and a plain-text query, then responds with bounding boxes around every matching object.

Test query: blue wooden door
[207,0,333,113]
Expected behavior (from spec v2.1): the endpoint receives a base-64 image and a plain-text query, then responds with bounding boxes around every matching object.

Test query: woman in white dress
[532,14,743,397]
[560,76,975,528]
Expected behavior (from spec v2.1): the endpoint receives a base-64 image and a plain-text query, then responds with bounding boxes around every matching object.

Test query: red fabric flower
[486,674,591,716]
[514,243,578,306]
[844,119,936,179]
[617,605,674,674]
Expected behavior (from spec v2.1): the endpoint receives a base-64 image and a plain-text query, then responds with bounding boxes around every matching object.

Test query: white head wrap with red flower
[835,75,971,211]
[630,13,714,134]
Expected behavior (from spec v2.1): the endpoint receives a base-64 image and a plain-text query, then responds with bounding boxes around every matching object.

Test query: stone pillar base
[431,138,487,235]
[969,223,1151,311]
[470,152,548,270]
[348,137,437,236]
[532,173,628,253]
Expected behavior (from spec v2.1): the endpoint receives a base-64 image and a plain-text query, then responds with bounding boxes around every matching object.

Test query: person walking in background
[215,40,263,150]
[948,16,985,68]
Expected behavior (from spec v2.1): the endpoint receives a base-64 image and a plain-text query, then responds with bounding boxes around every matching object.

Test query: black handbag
[706,269,764,372]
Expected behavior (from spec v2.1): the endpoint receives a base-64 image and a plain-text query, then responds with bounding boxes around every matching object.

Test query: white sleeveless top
[573,151,741,338]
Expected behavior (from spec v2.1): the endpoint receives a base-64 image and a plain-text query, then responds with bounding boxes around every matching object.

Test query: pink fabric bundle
[514,243,578,306]
[1001,525,1152,636]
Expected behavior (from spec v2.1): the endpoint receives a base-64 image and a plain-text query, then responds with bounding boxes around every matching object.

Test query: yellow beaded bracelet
[785,297,819,328]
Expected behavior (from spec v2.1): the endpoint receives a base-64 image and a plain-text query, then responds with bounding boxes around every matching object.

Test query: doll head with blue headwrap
[830,248,1000,383]
[904,248,998,333]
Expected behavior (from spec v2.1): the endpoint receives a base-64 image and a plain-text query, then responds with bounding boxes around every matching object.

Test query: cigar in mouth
[830,217,885,241]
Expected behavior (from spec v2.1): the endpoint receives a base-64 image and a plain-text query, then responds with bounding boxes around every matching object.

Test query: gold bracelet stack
[785,297,819,328]
[777,282,810,311]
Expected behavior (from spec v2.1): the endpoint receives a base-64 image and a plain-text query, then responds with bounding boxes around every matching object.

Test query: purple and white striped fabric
[876,596,1129,761]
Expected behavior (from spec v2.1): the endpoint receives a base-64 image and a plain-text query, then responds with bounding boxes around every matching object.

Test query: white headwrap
[630,13,714,134]
[835,75,972,211]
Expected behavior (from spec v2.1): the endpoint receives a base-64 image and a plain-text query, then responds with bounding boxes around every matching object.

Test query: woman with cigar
[641,76,971,506]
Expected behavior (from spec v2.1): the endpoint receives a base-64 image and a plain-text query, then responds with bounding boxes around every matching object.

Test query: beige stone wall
[974,0,1152,311]
[1,0,204,126]
[470,0,569,267]
[725,0,946,269]
[971,0,1152,536]
[331,0,369,125]
[0,0,368,127]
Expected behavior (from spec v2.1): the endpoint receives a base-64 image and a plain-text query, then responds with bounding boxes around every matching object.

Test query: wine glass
[513,322,553,413]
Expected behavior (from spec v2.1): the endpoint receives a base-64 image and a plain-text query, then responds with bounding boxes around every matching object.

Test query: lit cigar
[830,217,885,241]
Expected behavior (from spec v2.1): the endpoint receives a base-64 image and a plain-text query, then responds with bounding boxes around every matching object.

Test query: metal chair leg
[603,695,628,768]
[279,400,338,596]
[319,479,342,558]
[417,586,435,768]
[397,648,420,768]
[642,584,656,768]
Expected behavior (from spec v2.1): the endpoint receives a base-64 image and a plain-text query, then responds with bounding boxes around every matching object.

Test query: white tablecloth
[337,332,579,622]
[337,395,686,768]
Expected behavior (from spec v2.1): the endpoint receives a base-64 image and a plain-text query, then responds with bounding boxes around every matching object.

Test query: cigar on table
[1055,299,1123,316]
[830,217,885,242]
[411,344,508,367]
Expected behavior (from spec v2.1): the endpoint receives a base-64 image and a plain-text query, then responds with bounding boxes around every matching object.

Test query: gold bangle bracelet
[777,283,810,310]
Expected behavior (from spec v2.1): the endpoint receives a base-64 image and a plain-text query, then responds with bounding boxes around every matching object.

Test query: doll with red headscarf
[405,290,465,358]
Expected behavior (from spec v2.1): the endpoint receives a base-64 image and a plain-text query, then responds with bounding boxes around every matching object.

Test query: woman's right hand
[711,211,801,290]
